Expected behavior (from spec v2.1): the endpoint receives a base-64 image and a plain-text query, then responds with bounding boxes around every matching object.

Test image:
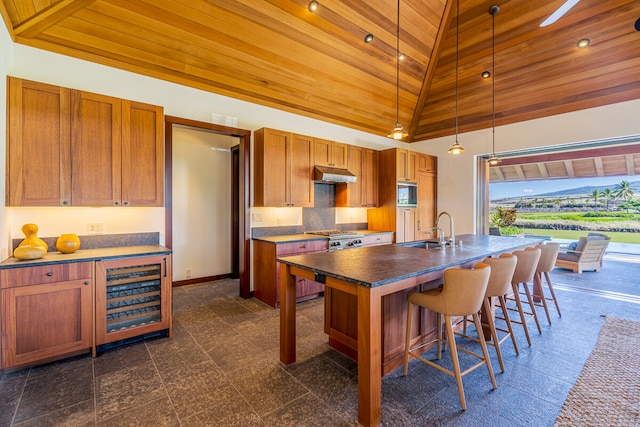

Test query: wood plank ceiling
[1,0,640,143]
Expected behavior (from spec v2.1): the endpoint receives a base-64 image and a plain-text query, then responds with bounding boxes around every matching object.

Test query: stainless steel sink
[397,239,445,249]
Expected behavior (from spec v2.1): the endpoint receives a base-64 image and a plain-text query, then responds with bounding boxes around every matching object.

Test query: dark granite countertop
[0,245,172,269]
[252,230,393,244]
[278,234,543,288]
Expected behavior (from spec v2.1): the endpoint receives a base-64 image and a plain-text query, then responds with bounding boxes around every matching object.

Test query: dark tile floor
[1,254,639,426]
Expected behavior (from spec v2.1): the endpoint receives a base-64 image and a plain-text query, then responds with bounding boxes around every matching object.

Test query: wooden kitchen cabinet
[368,148,437,243]
[6,77,72,206]
[418,153,437,172]
[336,146,378,207]
[254,128,314,207]
[71,93,164,207]
[416,170,437,240]
[6,77,164,207]
[396,207,417,243]
[253,238,328,307]
[95,255,172,347]
[0,262,93,369]
[396,148,417,182]
[314,138,347,169]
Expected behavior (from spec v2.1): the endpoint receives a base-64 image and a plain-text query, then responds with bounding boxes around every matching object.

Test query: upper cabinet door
[254,128,291,207]
[6,77,71,206]
[71,91,122,206]
[121,100,164,206]
[315,139,347,168]
[289,134,314,207]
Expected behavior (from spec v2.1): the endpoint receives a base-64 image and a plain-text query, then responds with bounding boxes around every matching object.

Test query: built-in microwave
[397,182,417,207]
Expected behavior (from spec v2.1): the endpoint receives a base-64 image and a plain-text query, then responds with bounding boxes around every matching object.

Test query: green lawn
[517,228,640,244]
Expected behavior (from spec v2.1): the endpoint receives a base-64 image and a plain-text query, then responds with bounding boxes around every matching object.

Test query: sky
[489,175,638,200]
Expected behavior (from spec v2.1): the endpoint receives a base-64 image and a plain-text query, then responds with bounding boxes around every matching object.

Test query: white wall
[412,99,640,234]
[172,127,237,281]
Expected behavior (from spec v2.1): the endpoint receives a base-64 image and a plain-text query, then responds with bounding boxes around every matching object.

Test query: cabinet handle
[300,244,306,249]
[83,281,90,285]
[123,201,129,206]
[164,257,167,277]
[62,200,69,205]
[114,201,120,205]
[46,272,53,276]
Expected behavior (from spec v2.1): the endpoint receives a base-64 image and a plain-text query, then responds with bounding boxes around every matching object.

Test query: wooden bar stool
[532,242,562,321]
[505,248,542,346]
[403,263,496,410]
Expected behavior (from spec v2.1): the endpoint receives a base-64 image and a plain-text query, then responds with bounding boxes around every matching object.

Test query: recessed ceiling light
[577,38,590,48]
[635,17,640,32]
[308,1,319,12]
[481,71,491,79]
[398,52,406,61]
[364,33,374,43]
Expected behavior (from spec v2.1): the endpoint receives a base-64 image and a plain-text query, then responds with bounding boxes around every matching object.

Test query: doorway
[164,116,251,298]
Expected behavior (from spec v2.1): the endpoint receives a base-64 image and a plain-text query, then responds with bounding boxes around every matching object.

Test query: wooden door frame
[164,116,251,298]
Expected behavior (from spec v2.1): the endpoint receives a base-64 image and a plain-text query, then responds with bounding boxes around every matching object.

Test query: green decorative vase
[56,234,81,254]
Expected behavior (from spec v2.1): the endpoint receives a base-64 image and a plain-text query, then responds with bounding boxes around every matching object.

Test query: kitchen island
[278,234,541,427]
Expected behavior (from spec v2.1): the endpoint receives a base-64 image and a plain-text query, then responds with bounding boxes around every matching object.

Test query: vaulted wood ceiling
[1,0,640,142]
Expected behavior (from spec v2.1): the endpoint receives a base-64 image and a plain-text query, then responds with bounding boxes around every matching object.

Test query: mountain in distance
[490,179,640,203]
[535,180,640,197]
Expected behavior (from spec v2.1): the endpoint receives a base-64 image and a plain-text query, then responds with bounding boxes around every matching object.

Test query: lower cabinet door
[1,279,93,368]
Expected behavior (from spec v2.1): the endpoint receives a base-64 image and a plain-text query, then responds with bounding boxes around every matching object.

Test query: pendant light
[487,5,501,166]
[388,0,408,140]
[448,0,464,155]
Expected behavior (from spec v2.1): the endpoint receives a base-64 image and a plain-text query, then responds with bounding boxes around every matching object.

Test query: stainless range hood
[313,166,357,184]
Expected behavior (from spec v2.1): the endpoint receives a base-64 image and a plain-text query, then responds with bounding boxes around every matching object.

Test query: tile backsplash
[252,183,367,238]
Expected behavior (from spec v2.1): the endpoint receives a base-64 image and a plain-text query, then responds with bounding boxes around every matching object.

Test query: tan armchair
[554,234,610,273]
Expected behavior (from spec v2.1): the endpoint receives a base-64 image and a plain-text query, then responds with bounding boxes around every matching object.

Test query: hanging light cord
[455,0,459,142]
[395,0,400,125]
[491,6,496,155]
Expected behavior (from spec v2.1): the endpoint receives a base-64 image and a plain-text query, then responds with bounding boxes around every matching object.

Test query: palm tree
[591,189,601,210]
[614,180,635,212]
[603,188,613,211]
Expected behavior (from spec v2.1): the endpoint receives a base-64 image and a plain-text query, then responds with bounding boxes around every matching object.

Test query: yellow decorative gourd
[14,245,47,260]
[14,224,49,260]
[56,233,81,253]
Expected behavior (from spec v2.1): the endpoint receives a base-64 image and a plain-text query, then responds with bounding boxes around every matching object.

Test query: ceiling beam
[626,154,636,176]
[14,0,98,38]
[564,160,575,178]
[407,0,455,140]
[514,165,526,181]
[594,157,604,176]
[537,163,549,179]
[494,167,505,181]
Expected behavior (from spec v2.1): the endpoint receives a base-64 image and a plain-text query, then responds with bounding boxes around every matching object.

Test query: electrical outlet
[186,268,192,279]
[87,222,104,234]
[252,212,264,222]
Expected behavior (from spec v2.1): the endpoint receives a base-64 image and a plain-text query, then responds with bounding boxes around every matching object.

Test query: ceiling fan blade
[540,0,581,27]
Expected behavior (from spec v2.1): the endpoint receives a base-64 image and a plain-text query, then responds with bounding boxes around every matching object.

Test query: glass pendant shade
[448,141,464,155]
[388,123,408,140]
